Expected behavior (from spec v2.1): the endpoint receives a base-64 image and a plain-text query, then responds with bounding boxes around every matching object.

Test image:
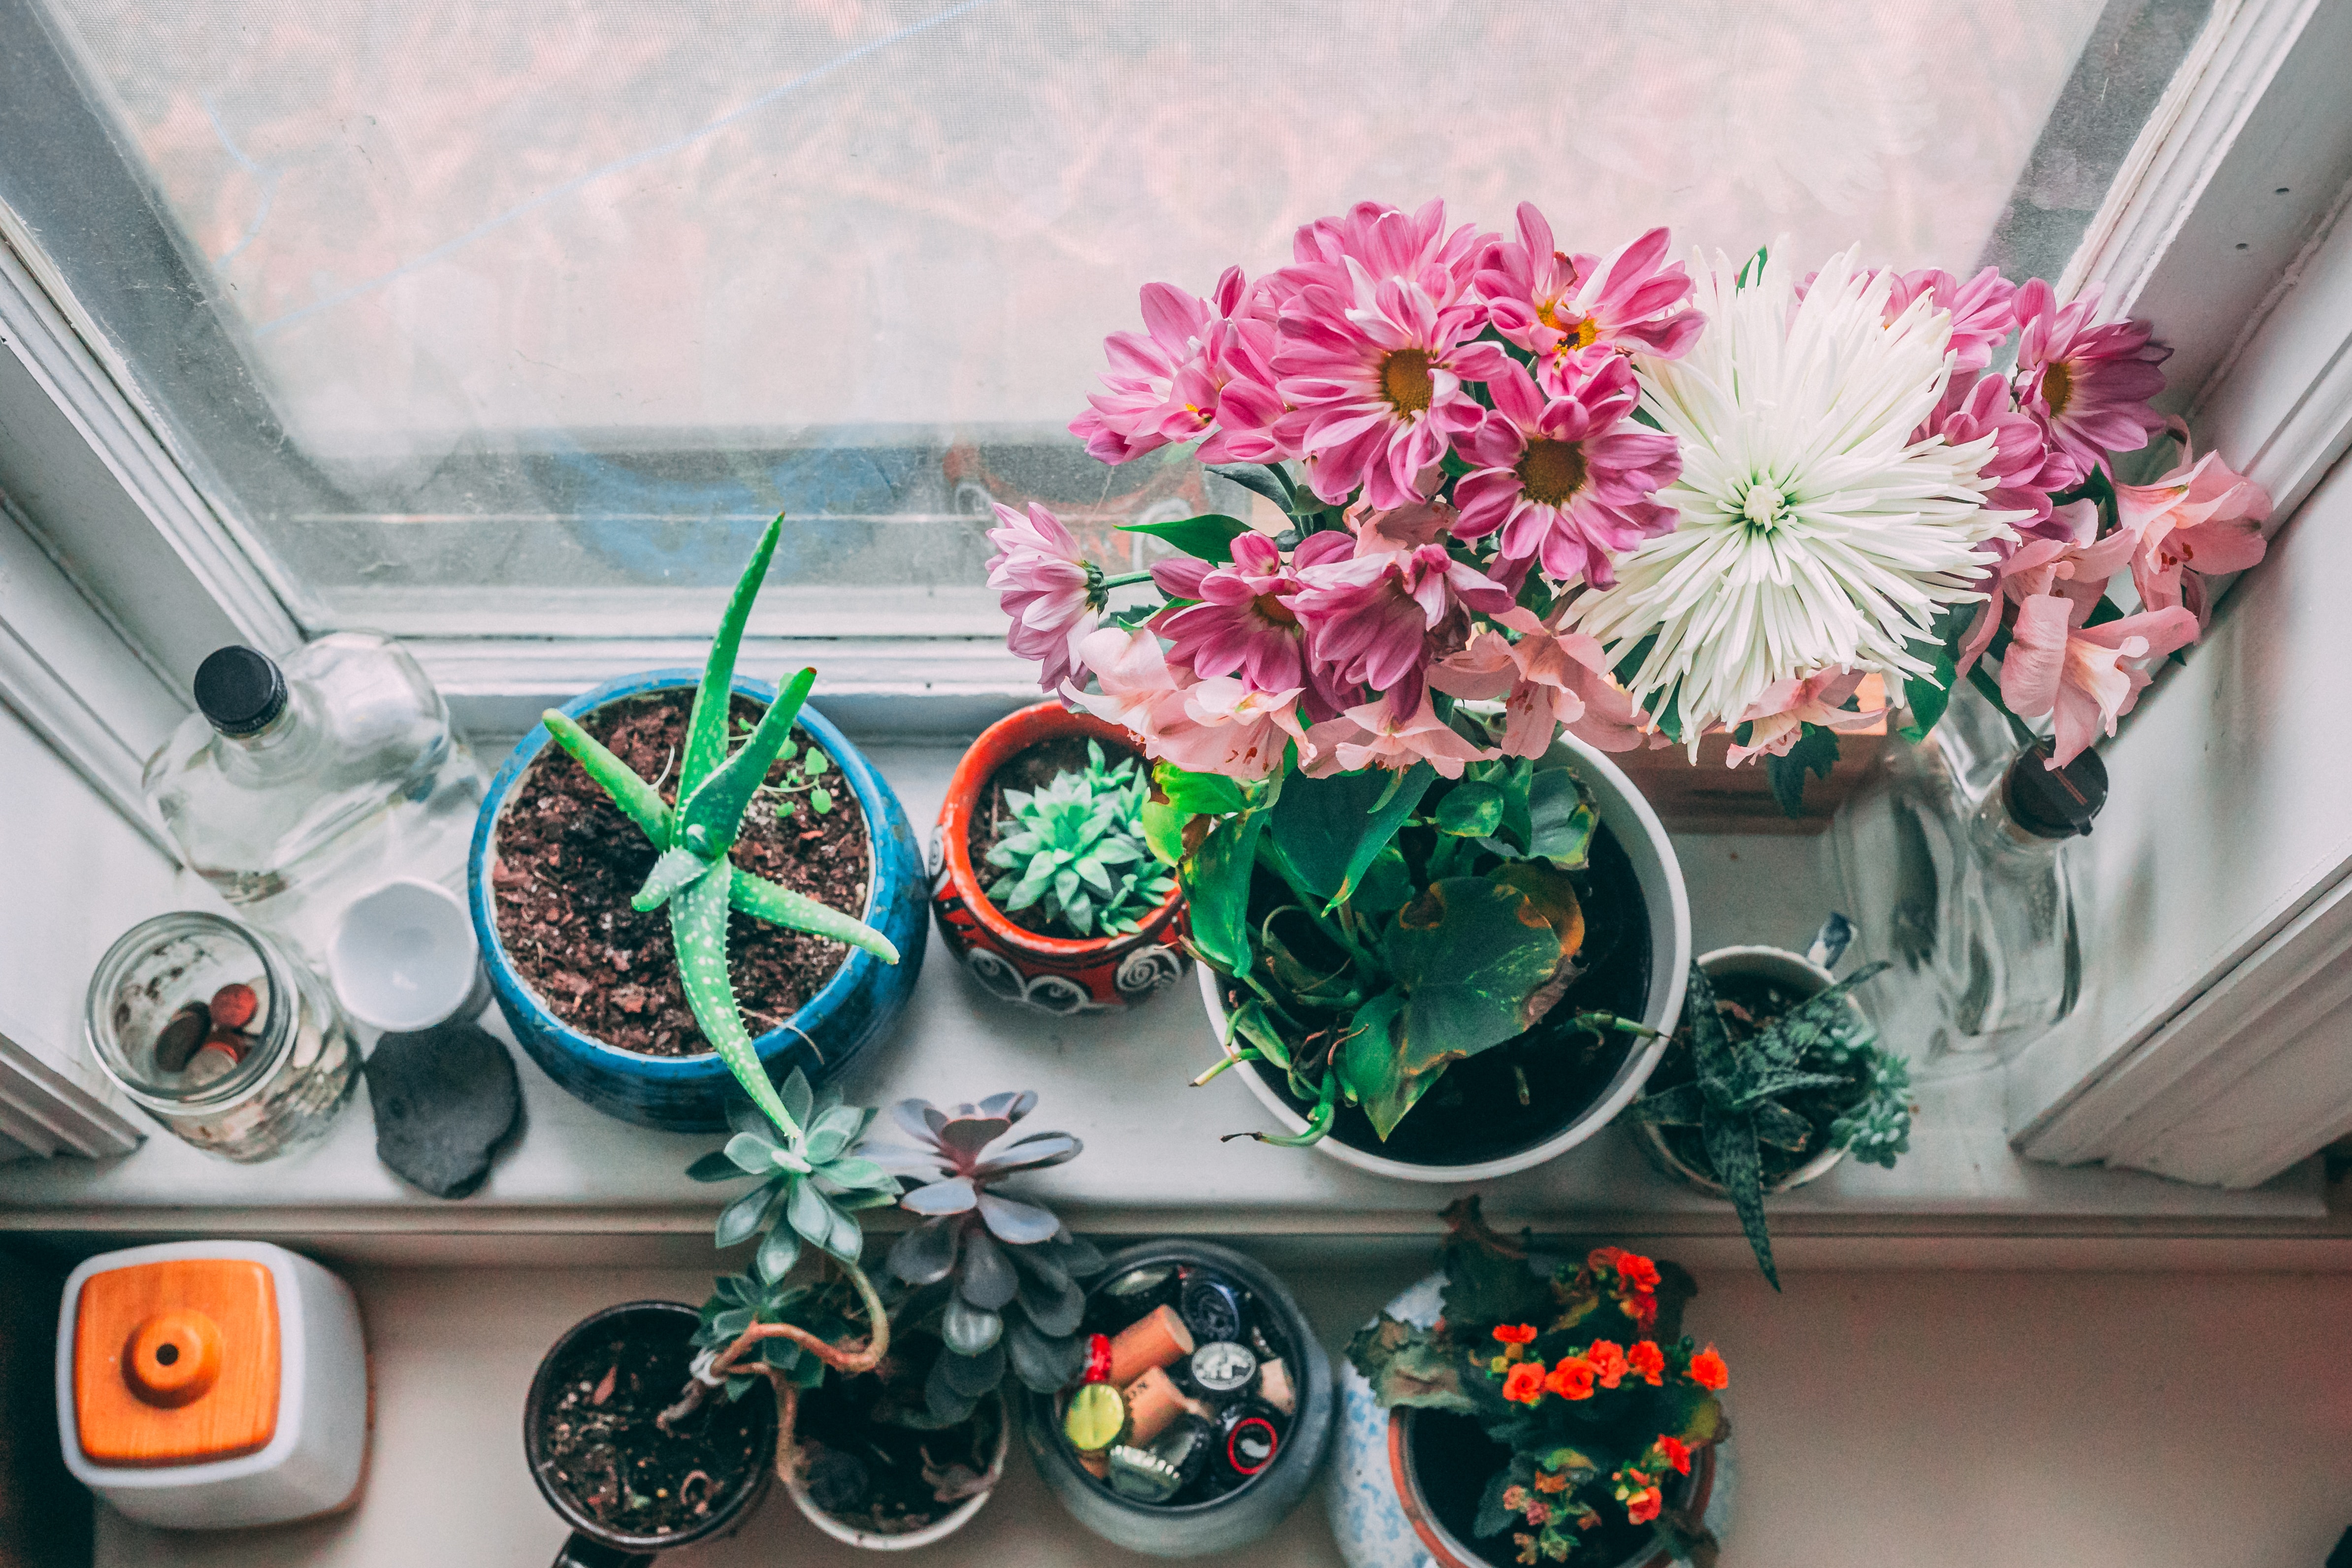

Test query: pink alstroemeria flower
[1429,607,1650,756]
[1148,531,1310,692]
[1449,357,1680,588]
[1954,499,2131,680]
[1302,692,1494,779]
[1999,595,2198,767]
[1920,370,2054,535]
[986,501,1096,691]
[2112,430,2271,619]
[1289,542,1516,717]
[1477,205,1702,365]
[1157,677,1308,782]
[1059,624,1190,743]
[2012,280,2169,490]
[1723,669,1886,768]
[1274,266,1512,510]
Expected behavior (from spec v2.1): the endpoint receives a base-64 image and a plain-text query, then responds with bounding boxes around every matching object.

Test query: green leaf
[1333,763,1435,909]
[1525,768,1598,869]
[1351,844,1414,915]
[1182,809,1266,973]
[809,786,833,815]
[541,711,671,844]
[1764,724,1840,819]
[1344,1313,1475,1413]
[716,1179,780,1248]
[1631,1082,1704,1126]
[1335,988,1427,1140]
[681,513,786,801]
[754,1222,802,1284]
[1753,1099,1815,1152]
[1155,763,1247,817]
[1704,1109,1779,1289]
[729,869,899,962]
[686,1150,746,1182]
[1382,879,1566,1078]
[1139,799,1185,866]
[724,1132,778,1174]
[1268,768,1395,899]
[1899,603,1976,743]
[633,847,718,913]
[680,667,819,853]
[1205,462,1298,514]
[670,857,802,1139]
[1434,782,1504,838]
[1117,512,1250,563]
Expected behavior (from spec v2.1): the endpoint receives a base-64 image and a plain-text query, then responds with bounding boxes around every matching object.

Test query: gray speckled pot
[1020,1241,1334,1558]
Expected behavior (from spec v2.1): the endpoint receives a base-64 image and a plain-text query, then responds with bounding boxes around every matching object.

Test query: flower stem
[1098,569,1157,589]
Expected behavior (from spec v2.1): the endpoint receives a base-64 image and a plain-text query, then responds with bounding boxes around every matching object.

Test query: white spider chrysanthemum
[1569,244,2022,746]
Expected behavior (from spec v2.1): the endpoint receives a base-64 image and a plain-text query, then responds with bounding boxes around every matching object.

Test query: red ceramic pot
[930,702,1189,1014]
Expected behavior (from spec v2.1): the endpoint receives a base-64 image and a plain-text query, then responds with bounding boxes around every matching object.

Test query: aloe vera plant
[539,513,900,1143]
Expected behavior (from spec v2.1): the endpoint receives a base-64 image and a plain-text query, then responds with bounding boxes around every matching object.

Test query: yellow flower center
[2042,359,2073,419]
[1379,349,1434,414]
[1517,438,1589,506]
[1536,298,1601,349]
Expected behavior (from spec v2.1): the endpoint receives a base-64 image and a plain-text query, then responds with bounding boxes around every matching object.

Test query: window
[3,0,2206,642]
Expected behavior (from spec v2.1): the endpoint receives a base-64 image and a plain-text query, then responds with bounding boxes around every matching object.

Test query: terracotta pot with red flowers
[1330,1200,1733,1568]
[931,702,1189,1014]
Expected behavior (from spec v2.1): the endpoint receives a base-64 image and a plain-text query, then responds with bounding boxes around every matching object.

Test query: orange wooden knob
[125,1310,224,1406]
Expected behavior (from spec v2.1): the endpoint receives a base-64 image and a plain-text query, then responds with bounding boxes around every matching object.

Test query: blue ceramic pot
[468,670,926,1132]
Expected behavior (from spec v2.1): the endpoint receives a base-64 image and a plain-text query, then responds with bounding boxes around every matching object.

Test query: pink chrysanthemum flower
[1275,267,1510,509]
[1448,357,1681,588]
[1287,197,1492,305]
[1477,205,1703,367]
[2011,280,2169,489]
[1887,267,2017,373]
[1289,541,1514,716]
[986,501,1096,691]
[1148,531,1310,692]
[1070,269,1249,466]
[1922,371,2054,536]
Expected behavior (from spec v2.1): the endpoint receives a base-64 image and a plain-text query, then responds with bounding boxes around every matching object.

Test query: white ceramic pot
[784,1388,1010,1551]
[1630,945,1860,1197]
[1205,732,1692,1183]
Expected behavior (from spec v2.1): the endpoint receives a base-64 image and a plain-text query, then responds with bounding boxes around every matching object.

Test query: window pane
[13,0,2205,637]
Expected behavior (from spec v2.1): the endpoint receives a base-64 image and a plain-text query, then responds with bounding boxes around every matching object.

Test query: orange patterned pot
[930,702,1190,1014]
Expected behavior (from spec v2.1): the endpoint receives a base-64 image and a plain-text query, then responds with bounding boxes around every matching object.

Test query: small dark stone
[363,1020,523,1199]
[155,1003,210,1073]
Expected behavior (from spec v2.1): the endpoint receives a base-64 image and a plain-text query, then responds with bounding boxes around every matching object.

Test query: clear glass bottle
[143,633,488,969]
[1824,683,2106,1070]
[85,912,358,1161]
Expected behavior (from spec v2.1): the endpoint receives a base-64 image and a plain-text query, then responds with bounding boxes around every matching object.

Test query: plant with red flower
[1502,1360,1548,1404]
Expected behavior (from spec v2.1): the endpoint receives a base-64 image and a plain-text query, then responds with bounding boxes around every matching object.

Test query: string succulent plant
[539,512,900,1142]
[867,1091,1104,1423]
[1629,959,1911,1289]
[985,741,1172,936]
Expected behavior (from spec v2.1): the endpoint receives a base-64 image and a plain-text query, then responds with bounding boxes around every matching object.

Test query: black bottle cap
[193,646,287,736]
[2004,738,2108,839]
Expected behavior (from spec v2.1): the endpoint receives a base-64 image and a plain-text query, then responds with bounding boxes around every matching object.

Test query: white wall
[0,698,188,1083]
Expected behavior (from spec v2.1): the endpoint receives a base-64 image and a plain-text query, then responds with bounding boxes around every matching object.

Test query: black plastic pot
[1020,1240,1333,1558]
[524,1301,777,1568]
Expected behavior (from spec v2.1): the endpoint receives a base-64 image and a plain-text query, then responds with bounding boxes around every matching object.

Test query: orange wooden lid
[73,1259,280,1467]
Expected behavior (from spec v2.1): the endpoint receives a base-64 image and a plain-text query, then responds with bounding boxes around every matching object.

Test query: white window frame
[4,0,2352,1187]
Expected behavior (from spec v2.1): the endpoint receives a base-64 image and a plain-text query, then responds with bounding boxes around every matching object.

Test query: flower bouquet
[1348,1200,1727,1566]
[984,197,2272,1159]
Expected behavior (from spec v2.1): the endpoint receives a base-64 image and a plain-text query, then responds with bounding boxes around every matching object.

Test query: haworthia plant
[539,513,900,1141]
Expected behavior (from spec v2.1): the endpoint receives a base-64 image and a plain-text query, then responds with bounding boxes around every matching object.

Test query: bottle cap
[1178,1275,1243,1345]
[1188,1341,1257,1396]
[2003,739,2108,839]
[193,647,287,737]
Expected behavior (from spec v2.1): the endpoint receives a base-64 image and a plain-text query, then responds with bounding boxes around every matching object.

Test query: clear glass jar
[85,912,359,1162]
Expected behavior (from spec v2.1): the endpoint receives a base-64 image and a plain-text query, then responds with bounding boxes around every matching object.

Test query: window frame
[5,0,2352,1182]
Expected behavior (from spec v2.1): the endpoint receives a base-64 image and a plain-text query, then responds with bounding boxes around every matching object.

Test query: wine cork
[1258,1356,1296,1416]
[1122,1365,1209,1446]
[1109,1304,1194,1387]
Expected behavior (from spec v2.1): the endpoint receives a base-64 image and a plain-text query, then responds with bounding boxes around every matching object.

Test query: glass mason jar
[85,912,359,1162]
